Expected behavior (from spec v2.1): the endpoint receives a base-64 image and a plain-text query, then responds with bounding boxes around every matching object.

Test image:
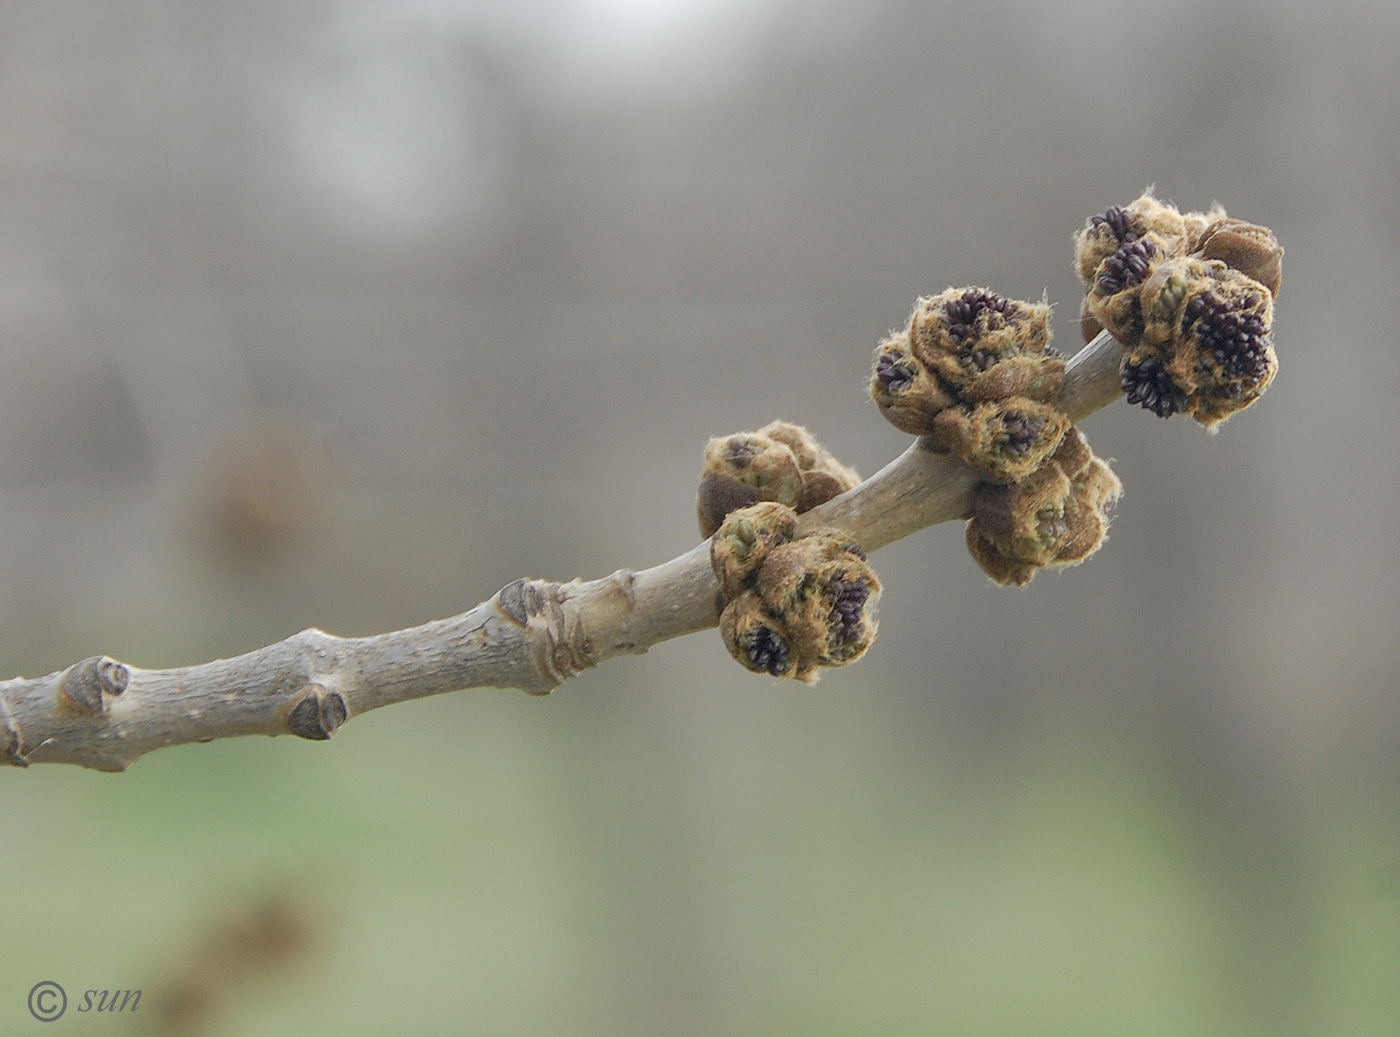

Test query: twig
[0,330,1126,772]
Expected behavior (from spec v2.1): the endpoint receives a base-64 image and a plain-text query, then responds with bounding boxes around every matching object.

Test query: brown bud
[970,462,1074,568]
[753,530,865,608]
[798,555,880,668]
[710,501,798,600]
[58,655,130,715]
[1193,218,1283,298]
[799,469,856,511]
[286,685,349,740]
[930,397,1070,483]
[756,533,879,680]
[1075,193,1213,348]
[961,354,1066,405]
[719,526,879,684]
[756,420,861,509]
[1048,423,1094,480]
[965,522,1039,587]
[1056,456,1122,563]
[1082,232,1194,348]
[697,432,804,538]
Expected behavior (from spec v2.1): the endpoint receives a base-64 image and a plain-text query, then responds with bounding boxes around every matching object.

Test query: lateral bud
[285,684,349,741]
[710,500,798,601]
[697,422,859,538]
[870,287,1067,477]
[712,506,880,684]
[57,655,130,715]
[930,397,1070,484]
[965,428,1122,586]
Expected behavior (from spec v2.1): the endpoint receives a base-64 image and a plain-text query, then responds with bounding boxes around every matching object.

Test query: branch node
[494,577,594,691]
[496,578,544,627]
[1,695,25,768]
[607,568,637,609]
[57,655,130,715]
[285,684,349,741]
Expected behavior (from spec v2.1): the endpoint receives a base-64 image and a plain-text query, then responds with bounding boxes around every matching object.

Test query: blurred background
[1,0,1397,1032]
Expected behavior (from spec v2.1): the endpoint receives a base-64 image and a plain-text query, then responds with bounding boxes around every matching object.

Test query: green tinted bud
[717,526,880,684]
[966,428,1122,586]
[1126,262,1277,429]
[710,501,798,600]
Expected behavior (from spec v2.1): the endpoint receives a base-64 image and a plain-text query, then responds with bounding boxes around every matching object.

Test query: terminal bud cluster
[698,194,1281,678]
[1074,192,1282,429]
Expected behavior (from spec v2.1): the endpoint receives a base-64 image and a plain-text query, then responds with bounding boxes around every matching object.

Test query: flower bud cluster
[964,429,1122,586]
[870,287,1069,482]
[711,502,880,683]
[697,420,860,538]
[1074,192,1283,429]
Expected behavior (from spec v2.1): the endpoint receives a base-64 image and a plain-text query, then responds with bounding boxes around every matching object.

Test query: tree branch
[0,330,1126,772]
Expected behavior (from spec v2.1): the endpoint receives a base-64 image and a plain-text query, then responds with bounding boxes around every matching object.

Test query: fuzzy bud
[1192,218,1283,299]
[756,420,861,511]
[909,287,1053,391]
[1082,232,1184,348]
[960,354,1066,405]
[710,501,798,601]
[930,397,1070,484]
[870,334,956,435]
[1075,193,1235,348]
[1076,195,1283,425]
[754,533,880,681]
[872,287,1062,443]
[698,424,860,537]
[720,593,798,679]
[1129,260,1278,428]
[715,523,880,684]
[1073,193,1189,284]
[966,429,1122,586]
[697,432,804,538]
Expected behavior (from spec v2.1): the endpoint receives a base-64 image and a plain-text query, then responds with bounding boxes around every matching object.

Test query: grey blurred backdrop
[2,0,1398,1034]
